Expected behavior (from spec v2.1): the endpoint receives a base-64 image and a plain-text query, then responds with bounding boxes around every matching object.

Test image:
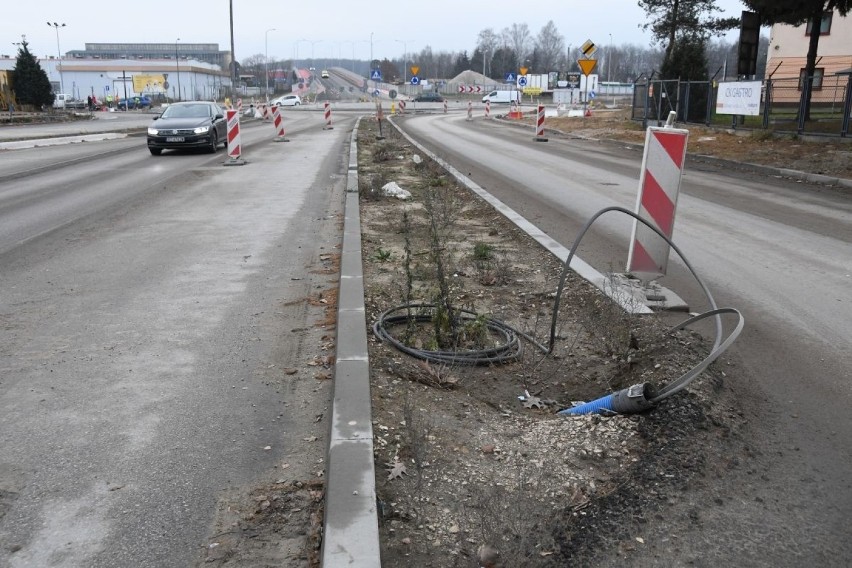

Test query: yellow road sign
[578,59,597,76]
[581,39,597,56]
[522,87,542,95]
[410,66,420,76]
[519,67,528,76]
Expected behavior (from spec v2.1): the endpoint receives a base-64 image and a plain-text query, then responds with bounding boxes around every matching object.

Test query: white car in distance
[270,94,302,107]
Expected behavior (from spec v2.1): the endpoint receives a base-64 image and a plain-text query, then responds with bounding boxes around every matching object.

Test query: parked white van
[482,90,521,104]
[52,93,87,109]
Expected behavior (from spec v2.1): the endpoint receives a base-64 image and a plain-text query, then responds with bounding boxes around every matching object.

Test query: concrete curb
[321,118,382,567]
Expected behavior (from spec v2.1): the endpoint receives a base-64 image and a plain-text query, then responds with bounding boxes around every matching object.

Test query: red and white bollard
[236,98,243,114]
[533,104,548,142]
[323,101,333,130]
[626,115,689,277]
[466,101,473,121]
[261,104,271,121]
[443,100,448,114]
[485,100,491,119]
[224,109,246,165]
[272,105,289,142]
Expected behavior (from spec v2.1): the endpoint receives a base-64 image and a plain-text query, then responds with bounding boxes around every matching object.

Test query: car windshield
[162,104,213,119]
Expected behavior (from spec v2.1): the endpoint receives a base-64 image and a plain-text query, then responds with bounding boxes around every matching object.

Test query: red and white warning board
[626,126,689,278]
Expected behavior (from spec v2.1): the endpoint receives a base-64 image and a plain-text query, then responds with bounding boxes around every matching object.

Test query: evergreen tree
[662,34,710,121]
[742,0,851,119]
[11,39,54,109]
[490,47,518,80]
[660,34,708,80]
[452,51,470,77]
[638,0,737,73]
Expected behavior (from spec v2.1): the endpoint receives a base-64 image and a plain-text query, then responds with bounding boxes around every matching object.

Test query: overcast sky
[7,0,749,64]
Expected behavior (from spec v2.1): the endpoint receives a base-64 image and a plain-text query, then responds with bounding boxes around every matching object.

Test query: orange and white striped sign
[226,109,242,160]
[534,104,547,141]
[323,101,333,129]
[271,105,288,141]
[627,126,689,277]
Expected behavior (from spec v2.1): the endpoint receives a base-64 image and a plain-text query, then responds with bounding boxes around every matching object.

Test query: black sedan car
[413,92,444,103]
[146,102,227,156]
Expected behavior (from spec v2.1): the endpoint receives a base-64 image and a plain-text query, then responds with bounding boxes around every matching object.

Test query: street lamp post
[310,40,322,64]
[229,0,236,98]
[265,28,276,99]
[395,40,408,84]
[46,22,66,94]
[293,40,303,69]
[175,38,181,102]
[608,33,614,107]
[482,48,488,79]
[341,41,356,72]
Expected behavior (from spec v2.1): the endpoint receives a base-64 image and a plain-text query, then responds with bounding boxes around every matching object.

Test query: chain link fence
[632,73,852,137]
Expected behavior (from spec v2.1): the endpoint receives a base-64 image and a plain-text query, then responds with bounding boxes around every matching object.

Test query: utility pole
[395,39,408,84]
[175,38,181,102]
[265,28,276,99]
[229,0,236,97]
[608,33,614,107]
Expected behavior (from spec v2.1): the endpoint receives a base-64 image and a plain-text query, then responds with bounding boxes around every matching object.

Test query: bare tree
[503,23,532,65]
[476,28,499,76]
[534,20,565,71]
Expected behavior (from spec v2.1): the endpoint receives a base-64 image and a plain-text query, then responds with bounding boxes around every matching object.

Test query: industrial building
[1,42,233,104]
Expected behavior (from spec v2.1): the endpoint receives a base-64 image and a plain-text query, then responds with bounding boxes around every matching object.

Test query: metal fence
[632,73,852,137]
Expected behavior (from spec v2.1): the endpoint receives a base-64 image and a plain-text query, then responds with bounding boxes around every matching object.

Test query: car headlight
[193,126,211,134]
[147,127,159,135]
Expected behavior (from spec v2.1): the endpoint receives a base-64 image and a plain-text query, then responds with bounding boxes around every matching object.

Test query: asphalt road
[399,113,852,565]
[0,112,350,566]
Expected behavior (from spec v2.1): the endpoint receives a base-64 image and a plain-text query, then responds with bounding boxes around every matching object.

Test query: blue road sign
[410,76,420,85]
[505,72,516,83]
[518,76,528,87]
[589,91,596,99]
[372,89,380,97]
[371,69,382,81]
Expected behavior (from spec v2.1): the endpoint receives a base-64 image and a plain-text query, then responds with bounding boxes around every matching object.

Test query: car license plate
[166,136,184,142]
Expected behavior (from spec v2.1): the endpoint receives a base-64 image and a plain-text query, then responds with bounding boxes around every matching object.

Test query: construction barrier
[508,101,523,120]
[323,101,333,130]
[466,101,473,121]
[443,100,448,114]
[485,100,491,119]
[272,105,289,142]
[236,98,243,113]
[626,120,689,277]
[534,104,548,142]
[224,109,246,165]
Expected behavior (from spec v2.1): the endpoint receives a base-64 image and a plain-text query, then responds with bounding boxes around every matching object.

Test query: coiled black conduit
[372,205,742,403]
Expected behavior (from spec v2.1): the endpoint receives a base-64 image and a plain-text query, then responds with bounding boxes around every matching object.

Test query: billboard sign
[715,81,761,116]
[132,74,167,94]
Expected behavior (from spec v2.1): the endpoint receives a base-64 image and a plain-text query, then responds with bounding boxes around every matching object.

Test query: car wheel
[208,130,219,153]
[149,147,162,156]
[294,102,300,106]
